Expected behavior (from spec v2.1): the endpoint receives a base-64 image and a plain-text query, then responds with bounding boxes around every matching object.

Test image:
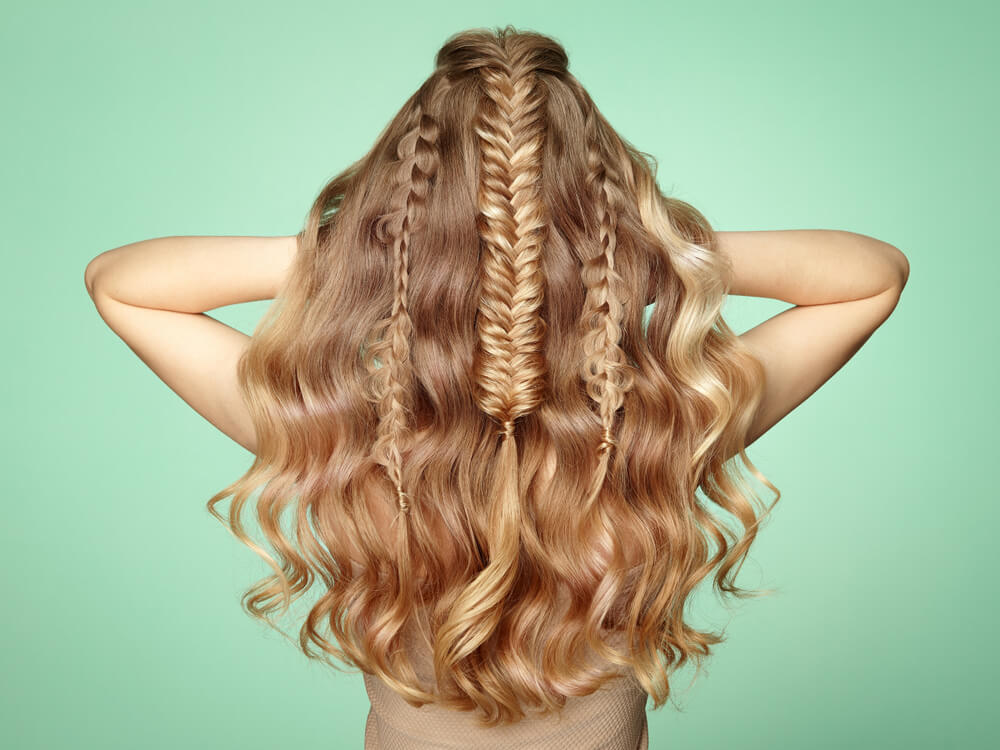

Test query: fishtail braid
[436,46,550,669]
[473,55,549,440]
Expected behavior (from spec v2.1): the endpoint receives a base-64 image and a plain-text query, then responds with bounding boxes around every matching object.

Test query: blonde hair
[206,25,779,727]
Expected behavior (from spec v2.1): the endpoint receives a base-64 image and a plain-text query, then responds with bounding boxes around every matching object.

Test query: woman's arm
[84,235,298,312]
[84,235,299,454]
[715,229,910,448]
[717,229,909,303]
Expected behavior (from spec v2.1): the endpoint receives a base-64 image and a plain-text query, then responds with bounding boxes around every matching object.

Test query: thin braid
[369,78,450,520]
[580,106,635,509]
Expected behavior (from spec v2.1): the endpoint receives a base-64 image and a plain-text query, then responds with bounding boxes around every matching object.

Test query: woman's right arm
[715,229,910,447]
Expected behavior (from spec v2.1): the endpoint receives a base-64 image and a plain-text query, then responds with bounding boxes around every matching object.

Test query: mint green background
[3,1,995,748]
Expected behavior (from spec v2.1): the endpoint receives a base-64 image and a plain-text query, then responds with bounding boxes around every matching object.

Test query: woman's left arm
[84,235,299,454]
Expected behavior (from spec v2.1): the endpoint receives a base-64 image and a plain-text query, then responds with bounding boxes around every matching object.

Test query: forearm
[84,235,298,312]
[715,229,909,304]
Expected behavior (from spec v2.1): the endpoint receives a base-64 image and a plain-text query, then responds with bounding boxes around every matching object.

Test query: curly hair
[206,24,779,728]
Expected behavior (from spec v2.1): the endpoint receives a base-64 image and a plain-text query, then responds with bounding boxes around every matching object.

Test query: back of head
[207,24,777,728]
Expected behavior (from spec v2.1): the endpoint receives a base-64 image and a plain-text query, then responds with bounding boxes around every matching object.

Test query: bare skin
[84,235,296,455]
[715,229,909,447]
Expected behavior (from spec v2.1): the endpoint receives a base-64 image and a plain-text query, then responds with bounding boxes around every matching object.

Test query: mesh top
[361,617,650,749]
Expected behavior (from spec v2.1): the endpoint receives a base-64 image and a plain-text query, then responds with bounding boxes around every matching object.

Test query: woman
[83,25,909,750]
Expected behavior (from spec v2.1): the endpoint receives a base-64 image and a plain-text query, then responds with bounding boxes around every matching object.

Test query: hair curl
[206,24,779,728]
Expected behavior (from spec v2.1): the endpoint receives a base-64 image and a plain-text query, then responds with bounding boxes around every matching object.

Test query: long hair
[206,25,779,727]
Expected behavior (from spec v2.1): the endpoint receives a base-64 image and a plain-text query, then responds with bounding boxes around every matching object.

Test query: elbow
[889,246,910,294]
[841,231,911,297]
[84,261,96,299]
[869,240,910,296]
[84,253,108,300]
[898,248,910,287]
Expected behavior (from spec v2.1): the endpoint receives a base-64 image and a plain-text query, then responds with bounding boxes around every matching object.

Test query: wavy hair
[206,25,779,727]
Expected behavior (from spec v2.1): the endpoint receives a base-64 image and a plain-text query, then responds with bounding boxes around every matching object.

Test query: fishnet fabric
[362,614,649,749]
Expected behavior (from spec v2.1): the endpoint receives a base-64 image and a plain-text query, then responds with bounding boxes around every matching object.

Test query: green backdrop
[3,1,994,748]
